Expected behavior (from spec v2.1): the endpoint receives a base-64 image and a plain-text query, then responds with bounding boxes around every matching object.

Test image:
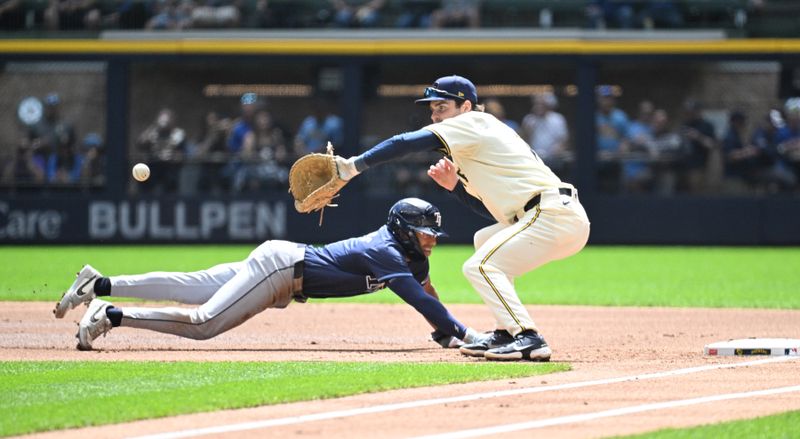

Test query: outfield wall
[3,194,799,245]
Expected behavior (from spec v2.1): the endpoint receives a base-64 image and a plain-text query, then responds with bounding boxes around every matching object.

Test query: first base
[704,338,800,356]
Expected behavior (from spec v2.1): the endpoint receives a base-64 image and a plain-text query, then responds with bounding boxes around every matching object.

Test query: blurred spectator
[484,98,520,134]
[101,0,150,29]
[776,98,800,190]
[248,109,290,165]
[521,91,570,176]
[329,0,385,27]
[394,0,435,28]
[182,110,231,194]
[430,0,480,28]
[753,108,797,192]
[596,86,629,153]
[191,0,241,28]
[233,108,290,191]
[2,136,46,185]
[227,92,259,155]
[721,110,762,192]
[44,0,99,30]
[222,92,261,192]
[145,0,192,30]
[294,100,344,156]
[625,100,655,150]
[586,0,682,29]
[0,0,25,31]
[77,132,106,187]
[679,98,719,193]
[647,108,684,195]
[586,0,636,29]
[28,93,77,176]
[241,0,276,28]
[46,137,81,183]
[639,0,683,29]
[136,107,186,193]
[595,85,629,192]
[619,100,656,193]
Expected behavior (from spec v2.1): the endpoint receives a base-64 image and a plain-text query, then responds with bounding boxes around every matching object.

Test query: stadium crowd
[5,87,800,197]
[0,0,759,32]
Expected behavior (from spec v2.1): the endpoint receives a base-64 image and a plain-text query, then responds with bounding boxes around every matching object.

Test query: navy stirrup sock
[106,307,122,327]
[94,277,111,296]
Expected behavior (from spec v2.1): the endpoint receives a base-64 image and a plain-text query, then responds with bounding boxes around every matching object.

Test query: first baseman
[54,198,493,351]
[334,75,591,361]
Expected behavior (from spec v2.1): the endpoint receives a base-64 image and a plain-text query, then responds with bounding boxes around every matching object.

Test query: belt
[513,187,574,223]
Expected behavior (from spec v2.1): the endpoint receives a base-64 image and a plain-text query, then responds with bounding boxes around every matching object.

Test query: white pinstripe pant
[463,188,590,336]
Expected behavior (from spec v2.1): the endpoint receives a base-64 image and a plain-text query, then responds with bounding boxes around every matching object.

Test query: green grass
[2,245,799,308]
[0,360,567,437]
[618,409,800,438]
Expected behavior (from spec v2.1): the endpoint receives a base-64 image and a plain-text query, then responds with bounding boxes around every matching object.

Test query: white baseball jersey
[425,110,590,337]
[424,111,566,225]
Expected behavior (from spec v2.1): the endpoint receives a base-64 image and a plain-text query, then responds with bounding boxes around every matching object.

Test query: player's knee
[186,311,224,340]
[462,257,482,280]
[472,230,489,250]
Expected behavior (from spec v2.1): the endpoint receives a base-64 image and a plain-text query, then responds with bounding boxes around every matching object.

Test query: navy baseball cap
[415,75,478,105]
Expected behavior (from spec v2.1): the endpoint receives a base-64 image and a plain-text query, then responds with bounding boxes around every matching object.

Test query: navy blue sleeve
[450,183,495,221]
[387,276,467,339]
[354,129,443,171]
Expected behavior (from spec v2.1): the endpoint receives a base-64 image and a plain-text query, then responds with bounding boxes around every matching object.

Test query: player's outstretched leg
[76,298,114,351]
[54,265,102,319]
[459,330,514,357]
[483,330,552,362]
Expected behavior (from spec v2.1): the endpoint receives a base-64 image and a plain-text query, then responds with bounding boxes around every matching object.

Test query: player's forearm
[421,280,441,330]
[390,276,467,339]
[353,129,442,172]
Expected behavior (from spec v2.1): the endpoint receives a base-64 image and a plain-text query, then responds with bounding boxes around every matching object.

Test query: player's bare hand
[427,157,458,191]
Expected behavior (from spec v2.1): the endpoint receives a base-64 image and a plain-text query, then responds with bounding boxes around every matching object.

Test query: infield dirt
[3,302,799,438]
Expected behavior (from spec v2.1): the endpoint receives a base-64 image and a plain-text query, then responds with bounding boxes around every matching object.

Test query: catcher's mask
[387,198,447,260]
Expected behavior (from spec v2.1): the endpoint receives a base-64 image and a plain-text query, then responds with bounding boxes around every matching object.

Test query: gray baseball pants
[110,240,305,340]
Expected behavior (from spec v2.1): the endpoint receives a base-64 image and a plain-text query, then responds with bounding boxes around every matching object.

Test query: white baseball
[132,163,150,182]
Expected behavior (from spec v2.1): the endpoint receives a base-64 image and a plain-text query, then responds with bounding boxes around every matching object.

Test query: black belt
[514,187,574,223]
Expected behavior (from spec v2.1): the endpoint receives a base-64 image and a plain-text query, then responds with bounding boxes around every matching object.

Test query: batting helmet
[387,198,447,260]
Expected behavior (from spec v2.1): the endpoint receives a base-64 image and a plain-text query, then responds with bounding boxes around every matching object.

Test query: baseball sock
[106,307,122,327]
[94,277,111,296]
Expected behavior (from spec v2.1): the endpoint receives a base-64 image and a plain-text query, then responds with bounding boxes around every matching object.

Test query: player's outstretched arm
[347,129,444,176]
[389,276,491,348]
[422,279,467,348]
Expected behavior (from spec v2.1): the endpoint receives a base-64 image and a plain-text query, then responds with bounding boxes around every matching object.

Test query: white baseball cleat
[76,299,114,351]
[53,265,102,319]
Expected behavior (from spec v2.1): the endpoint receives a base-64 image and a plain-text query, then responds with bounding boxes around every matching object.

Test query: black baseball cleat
[483,330,552,361]
[459,330,514,357]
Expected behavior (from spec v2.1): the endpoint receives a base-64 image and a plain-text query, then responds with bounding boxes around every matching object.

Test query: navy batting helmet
[387,198,447,260]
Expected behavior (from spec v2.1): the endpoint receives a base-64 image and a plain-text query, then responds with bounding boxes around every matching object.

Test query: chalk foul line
[411,384,800,439]
[130,355,798,439]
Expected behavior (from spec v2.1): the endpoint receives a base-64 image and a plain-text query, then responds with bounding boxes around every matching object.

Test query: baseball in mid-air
[132,163,150,182]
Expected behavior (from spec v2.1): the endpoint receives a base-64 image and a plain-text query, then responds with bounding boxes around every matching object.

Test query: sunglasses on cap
[423,87,466,101]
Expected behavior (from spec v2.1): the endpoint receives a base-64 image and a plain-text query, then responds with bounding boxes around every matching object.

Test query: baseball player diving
[54,198,494,351]
[333,75,591,361]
